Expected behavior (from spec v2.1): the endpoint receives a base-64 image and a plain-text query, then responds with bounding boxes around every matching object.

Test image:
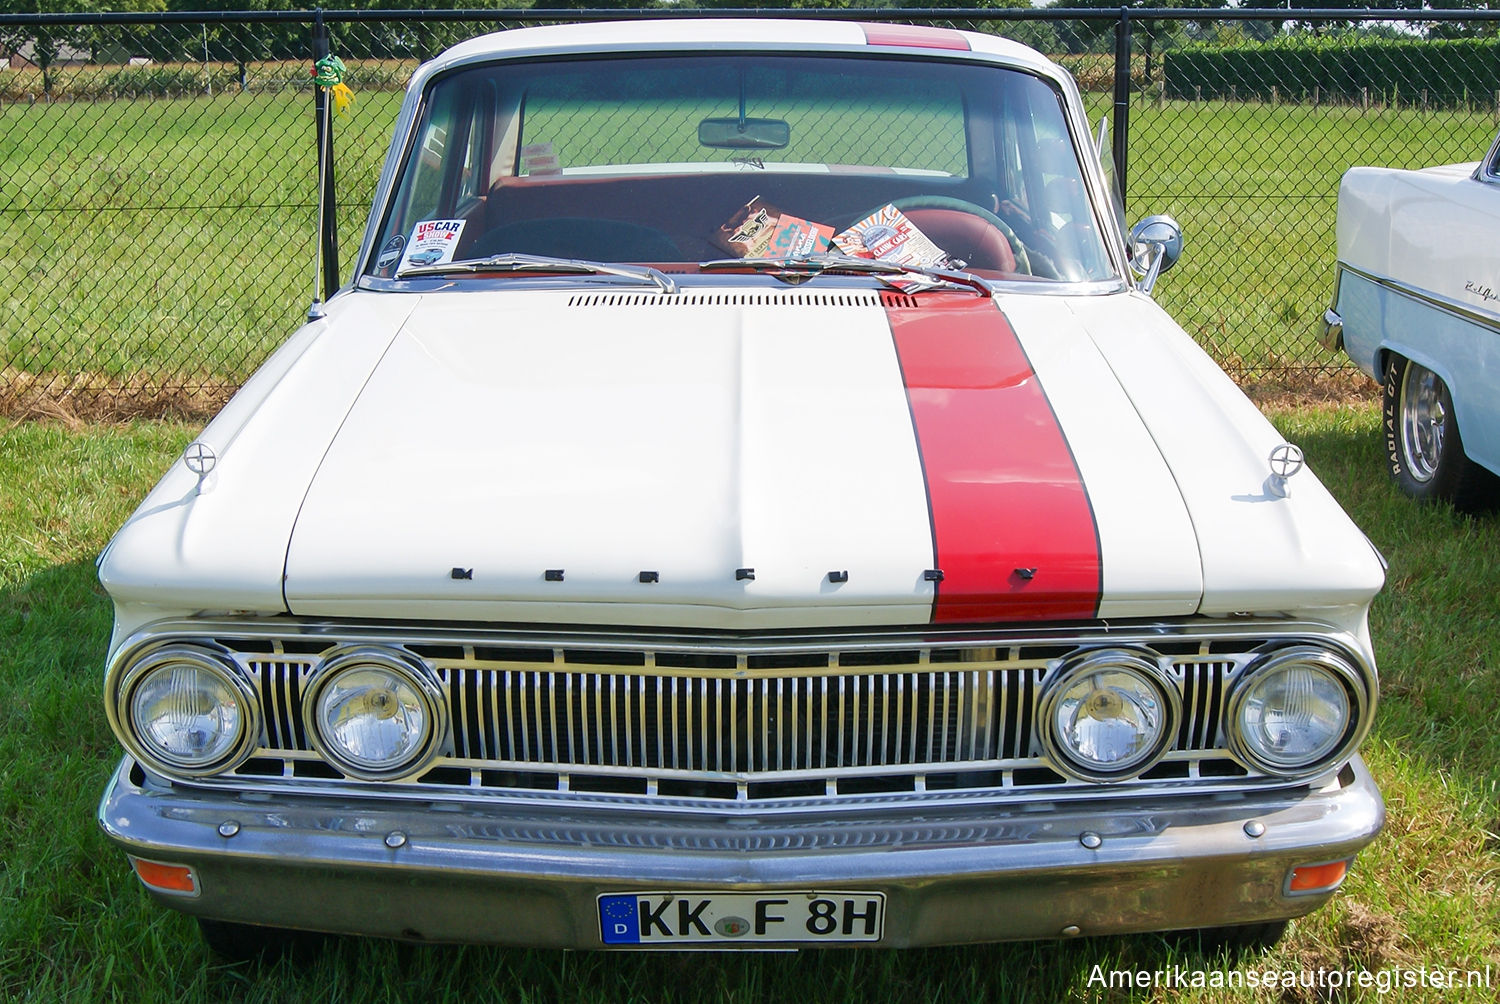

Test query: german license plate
[598,891,885,946]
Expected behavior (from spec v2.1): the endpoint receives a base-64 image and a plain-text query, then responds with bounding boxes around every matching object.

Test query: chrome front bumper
[99,756,1383,949]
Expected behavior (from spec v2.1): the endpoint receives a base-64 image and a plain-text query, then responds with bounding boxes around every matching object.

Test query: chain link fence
[2,8,1497,418]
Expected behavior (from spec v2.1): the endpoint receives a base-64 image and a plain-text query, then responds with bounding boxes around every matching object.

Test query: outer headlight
[112,644,258,777]
[303,647,446,780]
[1039,649,1179,782]
[1228,646,1366,778]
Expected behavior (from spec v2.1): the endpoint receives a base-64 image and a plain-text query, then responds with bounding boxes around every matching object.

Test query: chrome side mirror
[1128,214,1183,295]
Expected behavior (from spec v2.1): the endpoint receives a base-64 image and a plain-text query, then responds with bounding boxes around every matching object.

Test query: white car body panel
[281,288,1219,628]
[282,291,938,628]
[1067,293,1385,615]
[1338,162,1500,324]
[996,293,1201,618]
[433,19,1055,76]
[100,286,1383,631]
[98,294,418,619]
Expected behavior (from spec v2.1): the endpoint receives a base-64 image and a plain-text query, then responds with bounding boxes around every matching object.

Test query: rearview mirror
[698,117,790,150]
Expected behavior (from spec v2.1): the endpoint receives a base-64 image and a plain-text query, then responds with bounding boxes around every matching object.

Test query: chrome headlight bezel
[1226,645,1369,779]
[1038,648,1181,783]
[302,646,447,781]
[108,643,260,778]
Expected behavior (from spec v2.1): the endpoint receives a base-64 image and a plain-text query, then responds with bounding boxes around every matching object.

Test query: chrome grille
[250,658,310,751]
[184,625,1300,803]
[1177,659,1231,750]
[436,665,1039,772]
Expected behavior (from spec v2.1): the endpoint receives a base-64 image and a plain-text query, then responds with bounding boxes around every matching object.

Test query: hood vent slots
[567,292,885,308]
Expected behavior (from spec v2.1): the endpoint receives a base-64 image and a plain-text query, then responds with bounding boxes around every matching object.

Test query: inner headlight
[303,647,445,780]
[114,645,258,776]
[1040,649,1179,782]
[1229,646,1364,777]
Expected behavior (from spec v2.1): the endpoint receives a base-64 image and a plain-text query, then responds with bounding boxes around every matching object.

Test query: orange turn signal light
[1288,859,1348,893]
[129,856,199,896]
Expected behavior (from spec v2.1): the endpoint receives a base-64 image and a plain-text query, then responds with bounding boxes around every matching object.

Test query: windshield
[367,53,1115,284]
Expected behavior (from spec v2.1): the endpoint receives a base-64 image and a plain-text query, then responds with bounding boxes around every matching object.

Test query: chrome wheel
[1399,362,1446,483]
[1383,355,1498,510]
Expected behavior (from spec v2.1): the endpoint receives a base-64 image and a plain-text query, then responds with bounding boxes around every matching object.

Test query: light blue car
[1325,126,1500,509]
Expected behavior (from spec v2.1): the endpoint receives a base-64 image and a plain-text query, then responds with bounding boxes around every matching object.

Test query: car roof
[426,18,1063,82]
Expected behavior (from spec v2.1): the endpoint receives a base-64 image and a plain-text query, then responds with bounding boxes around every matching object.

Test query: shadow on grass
[0,558,157,999]
[197,926,1278,1004]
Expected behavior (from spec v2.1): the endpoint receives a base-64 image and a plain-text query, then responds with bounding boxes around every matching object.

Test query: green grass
[1,82,1496,391]
[1130,98,1499,375]
[1,407,1498,1001]
[0,90,402,381]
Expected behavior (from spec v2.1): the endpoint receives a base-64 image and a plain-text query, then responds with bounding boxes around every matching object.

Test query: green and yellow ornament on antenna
[313,54,354,114]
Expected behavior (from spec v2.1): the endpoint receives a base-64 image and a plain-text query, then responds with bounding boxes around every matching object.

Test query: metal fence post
[313,9,340,302]
[1112,7,1131,213]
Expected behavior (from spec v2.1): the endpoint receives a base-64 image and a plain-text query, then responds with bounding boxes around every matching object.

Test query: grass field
[0,82,1495,403]
[1,405,1497,1002]
[0,89,403,385]
[1130,98,1497,375]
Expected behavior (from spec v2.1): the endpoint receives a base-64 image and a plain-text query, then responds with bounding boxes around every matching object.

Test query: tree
[164,0,302,89]
[1050,0,1229,86]
[1234,0,1497,39]
[0,0,164,94]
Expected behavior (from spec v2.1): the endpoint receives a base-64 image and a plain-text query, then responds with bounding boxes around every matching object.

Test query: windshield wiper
[699,253,990,297]
[398,252,677,294]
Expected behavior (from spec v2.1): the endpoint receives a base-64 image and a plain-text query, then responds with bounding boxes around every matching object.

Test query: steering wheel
[851,195,1032,276]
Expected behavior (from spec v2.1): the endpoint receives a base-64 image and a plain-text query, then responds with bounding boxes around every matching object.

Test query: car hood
[101,284,1384,631]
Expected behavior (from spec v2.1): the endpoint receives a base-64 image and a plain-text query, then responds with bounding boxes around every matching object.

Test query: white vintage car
[98,20,1385,955]
[1326,128,1500,508]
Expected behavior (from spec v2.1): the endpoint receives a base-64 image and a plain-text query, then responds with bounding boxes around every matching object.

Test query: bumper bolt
[1244,820,1266,838]
[217,820,240,838]
[1079,831,1102,849]
[1061,925,1082,937]
[385,831,408,849]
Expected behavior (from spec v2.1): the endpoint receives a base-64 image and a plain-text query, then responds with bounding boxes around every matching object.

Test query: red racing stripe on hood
[885,294,1102,622]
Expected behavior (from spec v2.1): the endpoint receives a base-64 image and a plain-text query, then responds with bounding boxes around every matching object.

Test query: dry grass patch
[0,368,235,425]
[2,363,1379,425]
[1239,367,1378,409]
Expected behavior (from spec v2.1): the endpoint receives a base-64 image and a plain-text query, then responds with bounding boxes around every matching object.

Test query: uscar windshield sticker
[400,219,466,270]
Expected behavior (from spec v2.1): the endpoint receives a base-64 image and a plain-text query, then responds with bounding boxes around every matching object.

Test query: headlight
[1039,649,1179,782]
[113,645,258,776]
[1228,646,1365,777]
[303,647,446,780]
